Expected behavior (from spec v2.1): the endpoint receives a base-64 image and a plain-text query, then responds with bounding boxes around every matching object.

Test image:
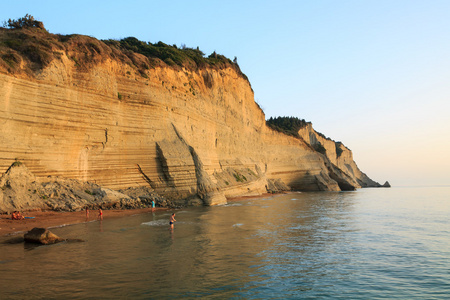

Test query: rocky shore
[0,162,178,215]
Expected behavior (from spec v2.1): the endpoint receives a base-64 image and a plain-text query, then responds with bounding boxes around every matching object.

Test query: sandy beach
[0,193,280,237]
[0,207,166,237]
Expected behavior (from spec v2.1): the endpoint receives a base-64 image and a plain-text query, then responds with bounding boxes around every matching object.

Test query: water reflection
[0,192,360,298]
[1,188,448,299]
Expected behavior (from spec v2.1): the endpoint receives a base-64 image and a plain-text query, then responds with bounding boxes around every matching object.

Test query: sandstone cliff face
[0,31,379,206]
[297,124,381,188]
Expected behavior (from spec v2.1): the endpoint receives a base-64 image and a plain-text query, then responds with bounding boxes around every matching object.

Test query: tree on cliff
[266,116,309,138]
[2,14,45,30]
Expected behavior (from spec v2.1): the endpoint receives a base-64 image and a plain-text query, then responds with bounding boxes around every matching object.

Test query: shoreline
[0,193,289,237]
[0,207,168,237]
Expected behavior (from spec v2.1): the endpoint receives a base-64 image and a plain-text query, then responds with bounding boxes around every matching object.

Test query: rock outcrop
[0,27,385,210]
[298,124,383,188]
[0,162,171,213]
[24,227,64,245]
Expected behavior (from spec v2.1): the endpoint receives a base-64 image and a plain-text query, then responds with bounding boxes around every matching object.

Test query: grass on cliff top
[0,15,248,81]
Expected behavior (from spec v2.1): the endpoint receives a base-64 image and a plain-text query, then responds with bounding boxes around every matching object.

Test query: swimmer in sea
[169,213,176,229]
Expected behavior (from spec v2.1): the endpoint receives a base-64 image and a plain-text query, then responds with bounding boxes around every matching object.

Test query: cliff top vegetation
[266,116,327,154]
[0,15,248,81]
[266,116,310,138]
[267,116,348,156]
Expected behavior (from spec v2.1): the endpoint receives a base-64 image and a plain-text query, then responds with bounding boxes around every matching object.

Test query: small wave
[141,220,168,227]
[48,223,69,229]
[233,223,244,228]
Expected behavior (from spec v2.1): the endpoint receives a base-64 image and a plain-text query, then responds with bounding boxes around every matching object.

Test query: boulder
[24,227,65,245]
[0,162,44,212]
[100,188,130,202]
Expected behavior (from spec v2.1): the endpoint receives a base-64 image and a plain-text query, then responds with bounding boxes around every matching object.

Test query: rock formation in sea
[0,18,386,211]
[381,181,391,188]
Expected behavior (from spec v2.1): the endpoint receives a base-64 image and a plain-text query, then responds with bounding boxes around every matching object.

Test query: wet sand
[0,207,165,237]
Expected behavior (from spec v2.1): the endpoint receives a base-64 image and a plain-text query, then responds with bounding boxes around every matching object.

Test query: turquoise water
[0,187,449,299]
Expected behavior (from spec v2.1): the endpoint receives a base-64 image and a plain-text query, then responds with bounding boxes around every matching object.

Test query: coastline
[0,207,167,237]
[0,193,289,237]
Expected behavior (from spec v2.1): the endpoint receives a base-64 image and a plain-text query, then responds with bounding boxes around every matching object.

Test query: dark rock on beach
[24,227,65,245]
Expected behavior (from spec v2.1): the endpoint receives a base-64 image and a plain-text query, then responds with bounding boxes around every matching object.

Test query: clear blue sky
[2,0,450,186]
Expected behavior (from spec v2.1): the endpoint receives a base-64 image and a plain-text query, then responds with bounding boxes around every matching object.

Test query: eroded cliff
[0,26,381,208]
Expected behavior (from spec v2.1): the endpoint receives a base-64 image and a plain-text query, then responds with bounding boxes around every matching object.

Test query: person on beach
[169,213,176,229]
[151,200,155,212]
[98,208,103,221]
[85,207,89,219]
[11,211,24,220]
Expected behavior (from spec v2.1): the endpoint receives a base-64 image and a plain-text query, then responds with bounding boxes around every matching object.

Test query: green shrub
[3,39,23,49]
[102,37,247,80]
[335,142,344,158]
[233,172,247,183]
[0,17,248,81]
[314,142,327,155]
[2,14,45,30]
[233,173,242,182]
[11,160,22,167]
[1,53,18,68]
[247,168,257,177]
[266,116,310,138]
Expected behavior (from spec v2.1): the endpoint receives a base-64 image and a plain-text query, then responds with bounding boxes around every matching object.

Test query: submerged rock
[24,227,65,245]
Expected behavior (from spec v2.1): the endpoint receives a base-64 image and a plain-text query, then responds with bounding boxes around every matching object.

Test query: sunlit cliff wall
[0,30,380,205]
[298,124,380,188]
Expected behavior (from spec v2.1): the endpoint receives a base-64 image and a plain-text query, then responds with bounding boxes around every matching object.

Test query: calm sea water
[0,187,449,299]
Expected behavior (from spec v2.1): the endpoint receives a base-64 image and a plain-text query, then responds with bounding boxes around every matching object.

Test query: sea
[0,186,449,299]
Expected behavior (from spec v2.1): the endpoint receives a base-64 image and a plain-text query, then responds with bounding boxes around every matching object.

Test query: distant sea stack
[382,181,391,188]
[0,16,387,207]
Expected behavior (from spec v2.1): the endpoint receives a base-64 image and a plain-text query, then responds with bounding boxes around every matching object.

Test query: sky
[2,0,449,186]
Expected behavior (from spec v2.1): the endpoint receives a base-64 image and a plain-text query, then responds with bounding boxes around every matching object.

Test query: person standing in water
[98,208,103,221]
[169,213,176,229]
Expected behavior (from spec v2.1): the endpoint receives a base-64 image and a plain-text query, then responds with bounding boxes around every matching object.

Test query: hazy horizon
[2,0,449,187]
